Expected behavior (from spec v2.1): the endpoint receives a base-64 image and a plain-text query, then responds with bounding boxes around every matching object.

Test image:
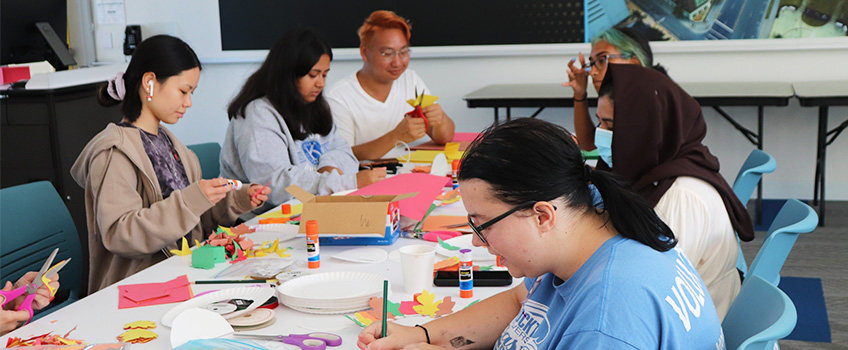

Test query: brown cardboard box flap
[285,185,315,203]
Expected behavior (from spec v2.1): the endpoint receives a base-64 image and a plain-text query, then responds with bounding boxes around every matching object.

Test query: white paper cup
[399,244,436,294]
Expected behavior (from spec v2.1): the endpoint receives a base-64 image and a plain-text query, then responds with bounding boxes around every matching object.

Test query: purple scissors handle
[282,332,342,350]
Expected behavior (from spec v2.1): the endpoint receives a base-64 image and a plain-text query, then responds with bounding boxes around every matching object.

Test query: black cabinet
[1,82,121,295]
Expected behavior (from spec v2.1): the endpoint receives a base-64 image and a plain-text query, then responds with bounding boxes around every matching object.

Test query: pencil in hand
[381,280,388,338]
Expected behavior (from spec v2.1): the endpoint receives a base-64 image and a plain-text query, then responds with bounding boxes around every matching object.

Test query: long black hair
[458,118,676,252]
[97,35,201,121]
[227,27,333,140]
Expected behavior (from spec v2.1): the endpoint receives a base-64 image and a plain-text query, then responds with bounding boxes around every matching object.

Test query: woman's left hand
[247,184,271,207]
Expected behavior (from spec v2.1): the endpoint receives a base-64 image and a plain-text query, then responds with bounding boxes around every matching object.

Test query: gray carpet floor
[740,201,847,349]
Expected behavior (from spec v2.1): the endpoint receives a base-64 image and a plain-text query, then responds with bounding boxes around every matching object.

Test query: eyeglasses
[586,54,631,71]
[377,48,411,61]
[468,201,556,244]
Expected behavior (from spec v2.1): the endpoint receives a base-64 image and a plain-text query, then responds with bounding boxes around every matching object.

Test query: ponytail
[587,167,677,251]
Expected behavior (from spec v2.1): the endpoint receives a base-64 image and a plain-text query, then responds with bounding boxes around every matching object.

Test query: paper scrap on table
[423,215,468,232]
[118,275,193,309]
[403,150,464,164]
[350,173,447,221]
[350,290,458,328]
[124,320,156,329]
[170,237,192,256]
[437,237,461,251]
[117,329,158,343]
[257,203,303,219]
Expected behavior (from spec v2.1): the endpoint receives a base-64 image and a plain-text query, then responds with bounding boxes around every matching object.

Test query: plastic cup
[398,244,436,294]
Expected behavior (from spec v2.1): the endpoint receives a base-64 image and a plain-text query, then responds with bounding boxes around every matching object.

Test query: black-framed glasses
[586,54,631,71]
[468,201,555,244]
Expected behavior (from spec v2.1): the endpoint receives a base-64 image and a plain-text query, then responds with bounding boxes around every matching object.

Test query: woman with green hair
[563,27,666,151]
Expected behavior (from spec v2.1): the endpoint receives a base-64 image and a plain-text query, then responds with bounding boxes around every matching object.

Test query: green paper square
[192,245,217,269]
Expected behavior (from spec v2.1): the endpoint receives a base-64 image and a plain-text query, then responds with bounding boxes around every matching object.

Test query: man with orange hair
[325,10,455,160]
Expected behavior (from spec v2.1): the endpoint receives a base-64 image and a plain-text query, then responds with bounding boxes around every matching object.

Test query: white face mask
[594,128,613,167]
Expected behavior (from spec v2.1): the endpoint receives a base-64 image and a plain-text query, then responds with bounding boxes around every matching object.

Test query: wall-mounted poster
[588,0,847,41]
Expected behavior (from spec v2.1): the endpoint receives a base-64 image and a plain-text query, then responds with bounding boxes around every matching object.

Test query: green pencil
[382,280,388,338]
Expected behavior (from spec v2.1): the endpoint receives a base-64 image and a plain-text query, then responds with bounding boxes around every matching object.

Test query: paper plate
[434,234,497,262]
[161,285,276,327]
[332,247,388,264]
[254,224,299,242]
[277,272,385,301]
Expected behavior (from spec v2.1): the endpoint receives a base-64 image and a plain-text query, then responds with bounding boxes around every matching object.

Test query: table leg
[494,108,499,125]
[507,107,511,121]
[815,106,828,226]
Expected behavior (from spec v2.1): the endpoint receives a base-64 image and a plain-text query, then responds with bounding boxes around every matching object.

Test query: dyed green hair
[591,28,652,68]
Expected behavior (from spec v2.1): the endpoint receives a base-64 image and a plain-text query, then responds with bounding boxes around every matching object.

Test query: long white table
[1,200,518,349]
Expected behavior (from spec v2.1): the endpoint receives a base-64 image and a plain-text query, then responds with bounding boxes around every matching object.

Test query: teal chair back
[722,275,797,350]
[186,142,222,179]
[746,199,817,286]
[0,181,83,320]
[732,149,776,275]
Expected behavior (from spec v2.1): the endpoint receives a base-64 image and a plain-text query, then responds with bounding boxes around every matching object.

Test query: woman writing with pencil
[221,27,385,209]
[71,35,270,292]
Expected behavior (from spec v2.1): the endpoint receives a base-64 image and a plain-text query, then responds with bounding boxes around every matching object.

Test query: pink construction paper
[118,275,194,309]
[350,173,448,221]
[452,132,479,142]
[398,301,419,315]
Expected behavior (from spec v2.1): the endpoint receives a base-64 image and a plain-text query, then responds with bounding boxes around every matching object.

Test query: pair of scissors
[407,86,429,130]
[234,332,342,350]
[0,248,69,325]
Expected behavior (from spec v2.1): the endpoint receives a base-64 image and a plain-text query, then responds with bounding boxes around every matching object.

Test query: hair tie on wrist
[107,72,126,101]
[415,324,431,344]
[574,93,588,102]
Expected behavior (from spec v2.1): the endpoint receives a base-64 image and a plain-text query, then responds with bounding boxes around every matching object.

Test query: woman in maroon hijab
[594,64,754,319]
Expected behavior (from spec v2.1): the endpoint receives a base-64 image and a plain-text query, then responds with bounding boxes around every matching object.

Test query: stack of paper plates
[277,272,387,314]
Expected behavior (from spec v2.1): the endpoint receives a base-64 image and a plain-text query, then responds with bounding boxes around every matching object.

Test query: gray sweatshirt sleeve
[316,125,359,176]
[224,99,357,206]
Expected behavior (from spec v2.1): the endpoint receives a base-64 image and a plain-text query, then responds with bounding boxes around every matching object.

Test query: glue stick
[459,248,473,298]
[224,179,243,190]
[451,159,460,183]
[306,220,320,269]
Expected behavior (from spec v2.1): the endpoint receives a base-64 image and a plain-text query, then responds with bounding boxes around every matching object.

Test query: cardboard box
[286,185,417,241]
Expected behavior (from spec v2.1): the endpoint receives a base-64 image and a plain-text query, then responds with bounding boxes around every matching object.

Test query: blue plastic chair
[722,275,797,350]
[187,142,222,179]
[732,149,777,275]
[0,181,84,320]
[746,198,817,286]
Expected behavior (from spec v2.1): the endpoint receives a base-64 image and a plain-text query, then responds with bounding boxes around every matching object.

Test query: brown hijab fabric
[596,64,754,241]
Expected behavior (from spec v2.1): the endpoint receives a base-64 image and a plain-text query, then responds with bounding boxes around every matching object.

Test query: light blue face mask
[594,128,613,167]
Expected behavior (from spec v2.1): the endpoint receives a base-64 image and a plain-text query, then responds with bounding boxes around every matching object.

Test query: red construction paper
[350,173,448,221]
[118,275,193,309]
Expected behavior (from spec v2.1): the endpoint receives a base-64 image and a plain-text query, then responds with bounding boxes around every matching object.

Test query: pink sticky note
[350,173,448,221]
[118,275,194,309]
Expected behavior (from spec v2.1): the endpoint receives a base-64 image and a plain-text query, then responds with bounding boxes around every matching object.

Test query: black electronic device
[359,158,402,174]
[124,25,142,56]
[35,22,76,69]
[433,270,513,287]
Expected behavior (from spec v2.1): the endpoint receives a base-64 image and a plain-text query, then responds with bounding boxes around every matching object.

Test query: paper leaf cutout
[230,223,255,235]
[117,329,158,343]
[169,237,192,256]
[437,237,461,251]
[354,312,375,327]
[368,297,397,320]
[398,301,419,315]
[412,290,442,317]
[435,296,456,317]
[124,320,156,329]
[433,257,459,271]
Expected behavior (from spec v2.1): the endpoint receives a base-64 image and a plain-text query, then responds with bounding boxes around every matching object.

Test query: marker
[459,249,473,298]
[306,220,320,269]
[251,181,271,201]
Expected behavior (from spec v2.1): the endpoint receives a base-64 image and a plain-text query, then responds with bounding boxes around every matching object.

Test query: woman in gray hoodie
[221,28,386,210]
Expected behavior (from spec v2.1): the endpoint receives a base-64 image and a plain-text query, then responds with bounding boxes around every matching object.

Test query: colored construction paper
[402,150,464,164]
[452,132,479,142]
[257,203,303,219]
[422,215,468,232]
[410,133,478,151]
[118,275,193,309]
[191,246,217,269]
[350,173,448,221]
[406,94,439,108]
[170,237,192,256]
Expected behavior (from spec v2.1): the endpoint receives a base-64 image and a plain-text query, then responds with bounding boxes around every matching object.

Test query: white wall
[83,0,848,201]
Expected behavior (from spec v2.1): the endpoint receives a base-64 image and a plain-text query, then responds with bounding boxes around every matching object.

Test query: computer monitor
[1,0,76,70]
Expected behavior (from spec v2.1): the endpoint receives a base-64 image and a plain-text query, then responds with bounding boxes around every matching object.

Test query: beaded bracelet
[415,324,431,344]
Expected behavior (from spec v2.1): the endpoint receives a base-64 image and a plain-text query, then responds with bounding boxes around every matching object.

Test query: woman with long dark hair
[358,118,723,349]
[72,35,269,292]
[221,27,385,208]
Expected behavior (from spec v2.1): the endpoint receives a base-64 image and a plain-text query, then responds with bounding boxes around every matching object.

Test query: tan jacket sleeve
[93,149,214,259]
[201,186,254,230]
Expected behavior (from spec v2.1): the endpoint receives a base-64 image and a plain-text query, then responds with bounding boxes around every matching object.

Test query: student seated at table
[71,35,269,292]
[325,10,455,160]
[221,28,386,208]
[563,27,667,151]
[594,64,754,319]
[358,118,724,350]
[1,272,60,335]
